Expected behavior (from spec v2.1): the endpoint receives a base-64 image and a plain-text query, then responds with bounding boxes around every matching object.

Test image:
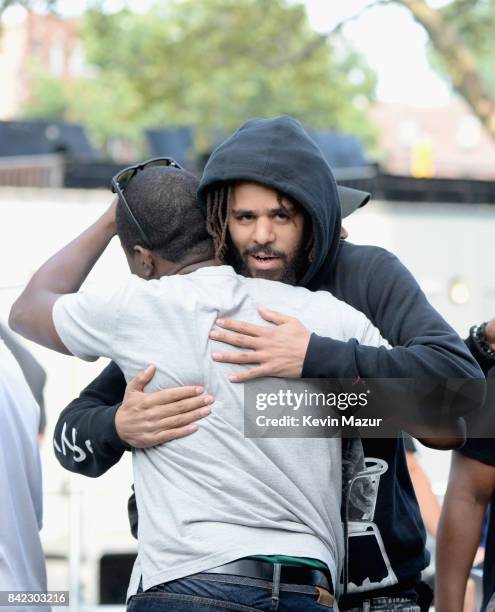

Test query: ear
[133,245,155,278]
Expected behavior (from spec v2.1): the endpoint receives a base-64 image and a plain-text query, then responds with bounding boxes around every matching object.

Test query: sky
[4,0,454,107]
[303,0,452,106]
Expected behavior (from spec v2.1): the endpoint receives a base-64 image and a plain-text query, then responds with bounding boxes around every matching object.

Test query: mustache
[244,245,287,259]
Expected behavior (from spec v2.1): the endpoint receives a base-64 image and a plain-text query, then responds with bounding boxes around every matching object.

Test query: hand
[115,365,214,448]
[485,318,495,349]
[209,307,311,382]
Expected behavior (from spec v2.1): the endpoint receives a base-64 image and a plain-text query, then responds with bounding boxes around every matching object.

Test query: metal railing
[0,154,65,188]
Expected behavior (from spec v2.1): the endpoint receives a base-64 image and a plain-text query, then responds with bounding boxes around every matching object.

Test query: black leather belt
[203,559,333,593]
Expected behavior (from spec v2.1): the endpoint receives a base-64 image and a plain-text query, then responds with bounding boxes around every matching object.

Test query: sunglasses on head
[111,157,183,250]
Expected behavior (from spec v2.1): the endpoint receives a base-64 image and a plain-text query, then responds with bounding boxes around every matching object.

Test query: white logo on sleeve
[53,422,94,463]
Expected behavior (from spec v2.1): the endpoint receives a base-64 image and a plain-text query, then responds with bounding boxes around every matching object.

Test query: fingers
[147,393,214,421]
[209,328,260,349]
[155,404,212,431]
[119,392,213,448]
[132,396,214,447]
[215,318,262,337]
[143,384,205,408]
[257,307,291,325]
[151,423,201,446]
[125,365,156,394]
[228,366,268,383]
[135,421,201,448]
[212,351,261,365]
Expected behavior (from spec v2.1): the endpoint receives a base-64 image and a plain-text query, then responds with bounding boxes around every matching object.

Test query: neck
[176,258,217,275]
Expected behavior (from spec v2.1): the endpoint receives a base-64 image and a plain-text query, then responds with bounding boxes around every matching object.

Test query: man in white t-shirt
[10,165,388,611]
[0,341,49,612]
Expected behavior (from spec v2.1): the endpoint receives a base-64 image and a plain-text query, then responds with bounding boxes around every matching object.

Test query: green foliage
[440,0,495,94]
[22,67,144,151]
[424,0,495,96]
[21,0,377,153]
[439,0,495,56]
[22,70,69,120]
[0,0,56,15]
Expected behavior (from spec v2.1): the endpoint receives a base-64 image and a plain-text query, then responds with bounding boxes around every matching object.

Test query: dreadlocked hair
[206,185,231,261]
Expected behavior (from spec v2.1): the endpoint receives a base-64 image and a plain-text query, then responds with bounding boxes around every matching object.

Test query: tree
[395,0,495,138]
[0,0,56,16]
[251,0,495,140]
[21,0,377,154]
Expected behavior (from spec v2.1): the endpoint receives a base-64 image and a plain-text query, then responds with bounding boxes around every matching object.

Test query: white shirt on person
[53,265,389,595]
[0,340,47,611]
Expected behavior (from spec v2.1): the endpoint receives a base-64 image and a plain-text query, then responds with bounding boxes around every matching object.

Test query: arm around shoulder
[9,201,117,353]
[304,244,484,383]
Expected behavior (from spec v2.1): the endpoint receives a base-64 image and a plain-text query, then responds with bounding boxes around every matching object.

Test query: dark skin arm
[402,417,466,450]
[9,201,117,351]
[436,451,495,611]
[405,450,441,538]
[11,198,214,459]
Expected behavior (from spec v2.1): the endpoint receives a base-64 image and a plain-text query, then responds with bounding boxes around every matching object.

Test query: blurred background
[1,0,494,609]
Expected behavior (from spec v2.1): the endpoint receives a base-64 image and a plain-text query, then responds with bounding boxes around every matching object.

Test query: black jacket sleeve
[303,243,484,389]
[53,361,128,477]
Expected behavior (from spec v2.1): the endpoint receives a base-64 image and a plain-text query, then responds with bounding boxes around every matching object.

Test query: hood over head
[198,116,369,286]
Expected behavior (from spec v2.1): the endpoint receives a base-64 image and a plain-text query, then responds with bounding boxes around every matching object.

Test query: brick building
[371,100,495,179]
[0,10,84,119]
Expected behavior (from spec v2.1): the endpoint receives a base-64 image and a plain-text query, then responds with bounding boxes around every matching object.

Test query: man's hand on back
[115,365,214,447]
[209,307,311,382]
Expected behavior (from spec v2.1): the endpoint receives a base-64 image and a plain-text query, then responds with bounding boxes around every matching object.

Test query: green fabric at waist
[249,555,328,571]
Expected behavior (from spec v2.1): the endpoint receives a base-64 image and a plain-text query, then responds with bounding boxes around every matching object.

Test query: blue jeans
[343,597,420,612]
[127,573,335,611]
[485,591,495,612]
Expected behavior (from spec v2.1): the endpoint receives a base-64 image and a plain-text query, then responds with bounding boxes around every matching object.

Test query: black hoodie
[198,115,342,288]
[199,116,483,381]
[54,117,484,603]
[198,115,484,600]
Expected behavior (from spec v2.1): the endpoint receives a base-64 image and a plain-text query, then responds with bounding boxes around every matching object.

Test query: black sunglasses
[111,157,183,250]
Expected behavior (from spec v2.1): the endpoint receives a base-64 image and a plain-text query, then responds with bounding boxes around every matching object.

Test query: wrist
[470,323,495,360]
[485,320,495,347]
[112,404,131,450]
[100,201,118,238]
[101,212,117,239]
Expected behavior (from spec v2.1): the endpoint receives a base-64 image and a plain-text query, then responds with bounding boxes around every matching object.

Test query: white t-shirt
[0,341,48,612]
[53,265,389,594]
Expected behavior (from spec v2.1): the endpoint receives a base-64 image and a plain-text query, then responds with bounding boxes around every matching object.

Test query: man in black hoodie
[53,116,483,610]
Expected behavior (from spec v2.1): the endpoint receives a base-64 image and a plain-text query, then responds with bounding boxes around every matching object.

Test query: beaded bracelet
[471,322,495,360]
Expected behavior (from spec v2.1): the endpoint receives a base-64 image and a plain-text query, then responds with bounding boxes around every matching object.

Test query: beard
[224,235,308,286]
